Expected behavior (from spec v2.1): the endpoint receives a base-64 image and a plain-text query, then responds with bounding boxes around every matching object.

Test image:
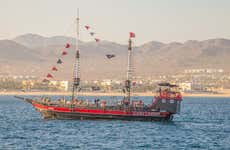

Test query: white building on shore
[49,81,68,91]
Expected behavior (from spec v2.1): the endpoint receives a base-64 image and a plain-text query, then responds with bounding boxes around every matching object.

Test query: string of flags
[42,24,136,83]
[42,43,71,83]
[85,24,117,59]
[42,24,105,83]
[84,25,101,43]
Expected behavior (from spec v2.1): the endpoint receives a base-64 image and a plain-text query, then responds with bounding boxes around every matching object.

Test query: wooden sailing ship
[16,10,182,121]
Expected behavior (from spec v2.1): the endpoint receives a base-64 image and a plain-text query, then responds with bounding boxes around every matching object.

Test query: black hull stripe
[39,110,172,121]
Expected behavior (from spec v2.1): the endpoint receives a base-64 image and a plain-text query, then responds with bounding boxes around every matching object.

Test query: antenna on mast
[72,8,81,101]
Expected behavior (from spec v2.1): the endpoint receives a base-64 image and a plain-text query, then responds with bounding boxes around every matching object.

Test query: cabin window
[170,100,174,104]
[162,99,166,103]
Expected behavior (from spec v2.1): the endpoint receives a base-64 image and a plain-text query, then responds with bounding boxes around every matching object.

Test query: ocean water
[0,96,230,150]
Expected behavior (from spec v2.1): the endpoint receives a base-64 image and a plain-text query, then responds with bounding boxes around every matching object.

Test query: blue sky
[0,0,230,44]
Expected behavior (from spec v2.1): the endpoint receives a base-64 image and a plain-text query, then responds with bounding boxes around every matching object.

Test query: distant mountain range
[0,33,230,80]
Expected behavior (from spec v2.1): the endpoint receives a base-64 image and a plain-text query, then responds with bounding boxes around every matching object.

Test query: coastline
[0,91,230,98]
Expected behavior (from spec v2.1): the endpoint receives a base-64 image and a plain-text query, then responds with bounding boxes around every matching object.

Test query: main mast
[124,37,133,105]
[72,9,80,101]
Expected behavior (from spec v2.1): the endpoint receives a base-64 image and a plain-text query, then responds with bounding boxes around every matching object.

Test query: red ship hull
[32,101,172,121]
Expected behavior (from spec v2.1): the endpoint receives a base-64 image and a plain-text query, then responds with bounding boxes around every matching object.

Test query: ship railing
[40,100,152,112]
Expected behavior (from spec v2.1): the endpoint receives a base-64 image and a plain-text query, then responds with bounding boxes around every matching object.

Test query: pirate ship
[15,11,182,121]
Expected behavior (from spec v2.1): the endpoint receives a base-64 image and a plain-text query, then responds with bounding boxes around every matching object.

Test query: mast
[124,38,133,104]
[72,8,80,101]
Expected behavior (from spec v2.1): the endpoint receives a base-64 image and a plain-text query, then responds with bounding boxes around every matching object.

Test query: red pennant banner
[52,67,58,71]
[62,51,67,55]
[85,25,90,30]
[46,73,53,78]
[65,43,70,48]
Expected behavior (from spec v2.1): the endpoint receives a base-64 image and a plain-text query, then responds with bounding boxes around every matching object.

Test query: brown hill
[0,34,229,79]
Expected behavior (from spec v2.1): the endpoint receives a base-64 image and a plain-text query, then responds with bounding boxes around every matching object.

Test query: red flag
[129,32,135,38]
[52,67,58,71]
[85,25,90,30]
[65,43,70,48]
[46,73,53,78]
[95,38,100,42]
[62,51,67,55]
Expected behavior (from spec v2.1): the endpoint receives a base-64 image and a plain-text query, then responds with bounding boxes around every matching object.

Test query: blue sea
[0,96,230,150]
